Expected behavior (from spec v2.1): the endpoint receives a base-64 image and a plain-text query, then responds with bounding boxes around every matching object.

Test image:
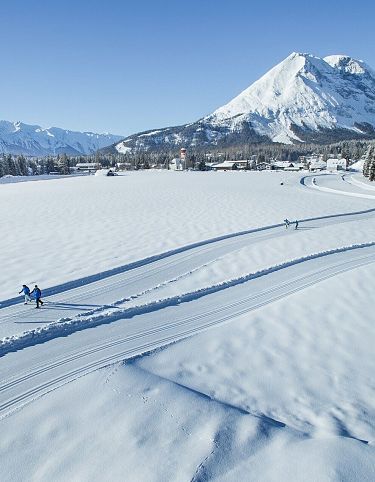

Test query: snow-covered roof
[327,158,347,164]
[76,163,100,167]
[273,161,293,168]
[213,161,237,168]
[309,160,326,167]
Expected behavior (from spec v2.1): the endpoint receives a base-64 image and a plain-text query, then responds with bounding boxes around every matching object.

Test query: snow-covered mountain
[113,52,375,152]
[0,121,123,156]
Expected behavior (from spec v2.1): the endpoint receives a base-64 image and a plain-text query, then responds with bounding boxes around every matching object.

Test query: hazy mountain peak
[0,120,123,156]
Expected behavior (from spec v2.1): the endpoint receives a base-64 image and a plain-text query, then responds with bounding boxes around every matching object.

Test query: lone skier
[295,220,299,230]
[30,284,44,308]
[19,284,32,304]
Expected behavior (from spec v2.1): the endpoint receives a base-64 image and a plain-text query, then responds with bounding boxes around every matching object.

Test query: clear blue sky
[1,0,374,136]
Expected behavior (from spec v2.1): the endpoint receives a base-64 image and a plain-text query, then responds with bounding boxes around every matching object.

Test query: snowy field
[1,170,375,481]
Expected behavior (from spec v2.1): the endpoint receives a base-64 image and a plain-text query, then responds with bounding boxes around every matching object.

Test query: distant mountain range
[0,121,122,156]
[111,52,375,153]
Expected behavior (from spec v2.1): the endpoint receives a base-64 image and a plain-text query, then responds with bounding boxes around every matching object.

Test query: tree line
[0,154,68,177]
[1,138,374,178]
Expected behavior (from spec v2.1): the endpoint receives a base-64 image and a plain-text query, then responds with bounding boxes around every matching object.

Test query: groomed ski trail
[302,173,375,199]
[1,201,375,339]
[1,243,375,420]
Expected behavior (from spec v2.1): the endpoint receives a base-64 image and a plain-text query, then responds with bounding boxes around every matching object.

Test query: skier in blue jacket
[30,285,44,308]
[19,284,32,304]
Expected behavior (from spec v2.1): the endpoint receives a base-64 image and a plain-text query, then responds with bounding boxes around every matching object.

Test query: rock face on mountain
[113,52,375,152]
[0,121,122,156]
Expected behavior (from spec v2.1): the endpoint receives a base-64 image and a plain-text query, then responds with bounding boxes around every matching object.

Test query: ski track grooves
[1,243,375,419]
[1,197,375,332]
[1,174,375,420]
[0,244,228,324]
[301,173,375,199]
[0,225,280,309]
[344,174,375,192]
[2,191,375,311]
[2,242,375,358]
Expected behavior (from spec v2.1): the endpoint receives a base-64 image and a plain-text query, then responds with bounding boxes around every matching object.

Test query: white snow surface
[1,171,374,302]
[115,143,132,154]
[1,171,375,481]
[350,159,365,171]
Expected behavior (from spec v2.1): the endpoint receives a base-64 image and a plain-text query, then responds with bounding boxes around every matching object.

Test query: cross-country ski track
[1,243,375,420]
[1,195,375,338]
[1,171,375,422]
[302,172,375,199]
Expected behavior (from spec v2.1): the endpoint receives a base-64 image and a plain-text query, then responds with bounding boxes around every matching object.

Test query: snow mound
[350,159,364,171]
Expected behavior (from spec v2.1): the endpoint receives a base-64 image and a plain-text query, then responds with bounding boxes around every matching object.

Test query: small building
[75,162,101,173]
[232,159,255,169]
[286,162,305,171]
[168,148,188,171]
[169,158,185,171]
[272,160,293,170]
[309,159,326,171]
[116,162,133,171]
[272,161,305,171]
[212,161,239,171]
[256,162,272,171]
[327,158,347,171]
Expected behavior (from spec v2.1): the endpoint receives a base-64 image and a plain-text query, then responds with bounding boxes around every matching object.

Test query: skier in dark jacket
[19,284,32,304]
[295,220,299,230]
[30,285,44,308]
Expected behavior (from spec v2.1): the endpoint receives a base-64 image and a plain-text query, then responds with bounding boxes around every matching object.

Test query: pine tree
[369,159,375,182]
[198,159,206,171]
[58,153,70,174]
[15,155,28,176]
[364,146,375,180]
[363,158,370,177]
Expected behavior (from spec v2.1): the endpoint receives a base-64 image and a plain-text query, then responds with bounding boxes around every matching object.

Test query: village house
[212,159,254,171]
[75,162,101,173]
[272,160,305,171]
[308,159,327,171]
[116,162,133,171]
[327,158,348,171]
[256,162,272,171]
[212,161,239,171]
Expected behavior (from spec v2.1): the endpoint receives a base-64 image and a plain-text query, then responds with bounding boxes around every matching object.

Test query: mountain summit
[207,52,375,143]
[114,52,375,152]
